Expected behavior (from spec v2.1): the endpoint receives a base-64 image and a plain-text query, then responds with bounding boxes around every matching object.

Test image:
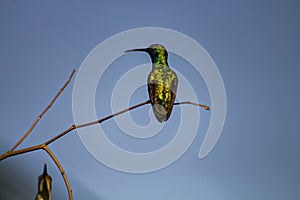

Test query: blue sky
[0,1,299,199]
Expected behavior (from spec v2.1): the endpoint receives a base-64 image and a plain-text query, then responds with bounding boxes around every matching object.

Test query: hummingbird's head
[125,44,168,65]
[37,164,52,195]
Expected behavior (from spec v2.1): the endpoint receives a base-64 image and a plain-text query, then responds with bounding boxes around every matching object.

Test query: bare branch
[174,101,210,111]
[0,100,151,161]
[76,100,152,128]
[0,144,43,161]
[46,100,151,145]
[0,99,151,199]
[0,70,209,200]
[8,69,76,152]
[43,145,72,200]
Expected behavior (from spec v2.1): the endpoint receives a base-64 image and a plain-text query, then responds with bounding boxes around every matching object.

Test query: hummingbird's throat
[151,54,168,66]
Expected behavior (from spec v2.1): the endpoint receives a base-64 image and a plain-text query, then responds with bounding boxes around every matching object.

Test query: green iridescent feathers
[126,44,178,122]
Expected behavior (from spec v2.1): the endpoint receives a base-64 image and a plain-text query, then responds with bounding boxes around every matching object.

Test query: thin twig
[0,100,151,162]
[43,145,72,200]
[8,69,76,153]
[174,101,210,110]
[0,144,43,161]
[45,100,151,145]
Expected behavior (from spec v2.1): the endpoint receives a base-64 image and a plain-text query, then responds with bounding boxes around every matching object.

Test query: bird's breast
[147,68,178,122]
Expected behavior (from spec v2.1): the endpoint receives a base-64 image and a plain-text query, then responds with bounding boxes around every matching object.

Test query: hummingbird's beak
[125,48,149,53]
[43,164,48,175]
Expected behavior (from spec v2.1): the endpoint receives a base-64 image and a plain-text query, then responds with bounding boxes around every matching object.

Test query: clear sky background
[1,1,299,200]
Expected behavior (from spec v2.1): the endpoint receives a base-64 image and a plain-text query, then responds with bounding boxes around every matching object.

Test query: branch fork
[0,69,210,200]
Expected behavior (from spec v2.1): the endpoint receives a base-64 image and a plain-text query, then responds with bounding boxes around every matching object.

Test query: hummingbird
[125,44,178,122]
[35,164,52,200]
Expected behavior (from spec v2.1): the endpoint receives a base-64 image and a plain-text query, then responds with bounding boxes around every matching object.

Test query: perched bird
[35,164,52,200]
[126,44,178,122]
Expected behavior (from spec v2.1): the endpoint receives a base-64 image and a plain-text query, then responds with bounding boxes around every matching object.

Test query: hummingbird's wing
[148,68,178,122]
